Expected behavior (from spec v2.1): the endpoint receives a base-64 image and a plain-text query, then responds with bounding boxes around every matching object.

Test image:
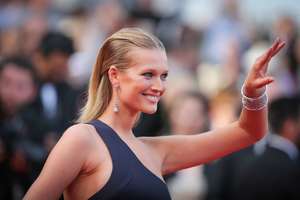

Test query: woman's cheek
[138,78,153,89]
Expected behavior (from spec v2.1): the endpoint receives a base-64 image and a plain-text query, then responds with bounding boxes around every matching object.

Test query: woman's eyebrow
[139,66,168,73]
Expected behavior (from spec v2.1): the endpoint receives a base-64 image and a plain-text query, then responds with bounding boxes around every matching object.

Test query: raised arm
[143,38,285,175]
[238,38,285,139]
[23,124,95,200]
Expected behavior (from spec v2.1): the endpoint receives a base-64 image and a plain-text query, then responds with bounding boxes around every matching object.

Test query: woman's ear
[108,65,120,87]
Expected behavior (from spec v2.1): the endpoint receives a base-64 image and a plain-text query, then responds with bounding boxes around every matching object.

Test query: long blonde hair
[78,28,165,123]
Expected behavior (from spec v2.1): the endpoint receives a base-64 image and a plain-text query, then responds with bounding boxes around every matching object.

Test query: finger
[258,39,285,72]
[257,38,280,66]
[253,76,274,88]
[261,41,285,72]
[270,41,285,57]
[263,38,282,61]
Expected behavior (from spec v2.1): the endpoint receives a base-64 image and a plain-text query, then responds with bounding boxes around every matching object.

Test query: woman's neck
[99,105,140,138]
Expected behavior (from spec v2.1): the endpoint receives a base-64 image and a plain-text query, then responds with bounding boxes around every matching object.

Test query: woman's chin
[141,106,157,114]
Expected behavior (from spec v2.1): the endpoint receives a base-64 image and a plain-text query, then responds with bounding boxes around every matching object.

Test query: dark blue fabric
[88,120,171,200]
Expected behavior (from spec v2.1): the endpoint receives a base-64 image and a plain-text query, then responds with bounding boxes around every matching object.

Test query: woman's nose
[151,78,165,93]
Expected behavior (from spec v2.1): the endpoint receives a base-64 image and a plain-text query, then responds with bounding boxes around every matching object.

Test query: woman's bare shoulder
[59,123,99,150]
[23,123,101,199]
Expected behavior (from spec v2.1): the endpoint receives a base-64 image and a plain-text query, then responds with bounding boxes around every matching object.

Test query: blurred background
[0,0,300,199]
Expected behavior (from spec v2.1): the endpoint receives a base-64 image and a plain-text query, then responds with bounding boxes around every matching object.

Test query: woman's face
[117,48,168,114]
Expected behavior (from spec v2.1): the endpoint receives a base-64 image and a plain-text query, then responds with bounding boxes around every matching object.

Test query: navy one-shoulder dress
[88,120,172,200]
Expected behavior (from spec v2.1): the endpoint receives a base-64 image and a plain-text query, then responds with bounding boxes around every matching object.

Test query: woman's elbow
[239,121,268,142]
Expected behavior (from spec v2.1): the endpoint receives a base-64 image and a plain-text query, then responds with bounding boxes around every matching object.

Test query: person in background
[167,91,210,200]
[31,31,79,151]
[230,96,300,200]
[205,96,300,200]
[0,57,37,199]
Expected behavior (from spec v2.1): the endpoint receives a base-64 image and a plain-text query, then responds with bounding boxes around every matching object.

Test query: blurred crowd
[0,0,300,199]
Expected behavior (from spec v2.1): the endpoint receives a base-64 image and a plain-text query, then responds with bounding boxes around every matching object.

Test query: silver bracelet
[241,85,268,111]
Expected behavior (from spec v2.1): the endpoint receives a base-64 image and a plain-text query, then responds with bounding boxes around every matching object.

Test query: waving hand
[243,38,285,98]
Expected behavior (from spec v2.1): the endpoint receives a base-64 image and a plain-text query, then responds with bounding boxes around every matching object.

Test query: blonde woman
[24,28,285,200]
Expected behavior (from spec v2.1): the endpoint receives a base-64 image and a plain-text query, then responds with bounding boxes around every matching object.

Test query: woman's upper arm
[146,122,258,175]
[24,124,95,200]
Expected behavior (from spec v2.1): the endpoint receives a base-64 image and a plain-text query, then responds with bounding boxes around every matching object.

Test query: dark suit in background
[232,140,300,200]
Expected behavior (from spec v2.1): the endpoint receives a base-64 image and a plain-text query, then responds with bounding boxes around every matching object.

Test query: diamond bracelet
[241,85,268,111]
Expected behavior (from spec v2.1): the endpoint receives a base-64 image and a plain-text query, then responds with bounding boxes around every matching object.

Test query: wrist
[241,85,268,111]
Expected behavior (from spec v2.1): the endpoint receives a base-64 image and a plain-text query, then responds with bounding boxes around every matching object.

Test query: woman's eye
[161,73,168,81]
[142,72,153,78]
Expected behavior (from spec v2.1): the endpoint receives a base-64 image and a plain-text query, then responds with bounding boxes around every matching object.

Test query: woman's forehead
[127,48,168,70]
